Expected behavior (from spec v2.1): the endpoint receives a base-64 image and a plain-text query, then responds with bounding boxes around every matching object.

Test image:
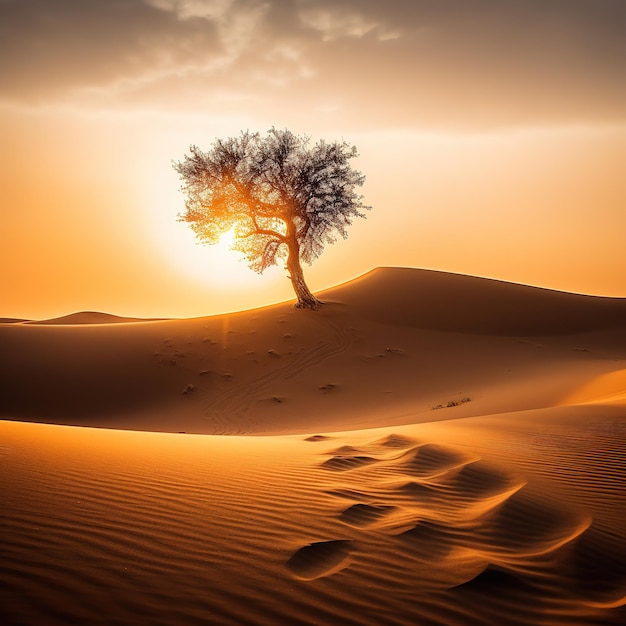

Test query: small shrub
[432,397,472,410]
[446,397,471,408]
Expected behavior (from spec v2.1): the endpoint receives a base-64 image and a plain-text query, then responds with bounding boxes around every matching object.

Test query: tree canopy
[173,128,369,309]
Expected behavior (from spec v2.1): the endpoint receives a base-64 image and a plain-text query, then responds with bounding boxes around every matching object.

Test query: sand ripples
[2,420,625,625]
[285,434,626,625]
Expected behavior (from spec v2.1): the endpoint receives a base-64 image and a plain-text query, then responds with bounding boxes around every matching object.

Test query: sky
[1,0,625,319]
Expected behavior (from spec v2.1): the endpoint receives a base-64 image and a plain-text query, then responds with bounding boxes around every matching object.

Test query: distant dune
[23,310,165,325]
[1,267,625,625]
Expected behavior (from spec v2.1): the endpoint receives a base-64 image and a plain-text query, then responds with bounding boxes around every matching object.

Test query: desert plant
[174,128,369,309]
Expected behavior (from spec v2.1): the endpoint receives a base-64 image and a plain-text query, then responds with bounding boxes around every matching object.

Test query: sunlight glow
[147,166,280,292]
[217,227,237,250]
[166,222,266,291]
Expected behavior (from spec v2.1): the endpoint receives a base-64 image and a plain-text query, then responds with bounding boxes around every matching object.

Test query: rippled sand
[1,268,625,625]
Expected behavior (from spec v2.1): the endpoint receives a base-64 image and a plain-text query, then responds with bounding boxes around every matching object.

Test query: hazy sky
[2,0,625,318]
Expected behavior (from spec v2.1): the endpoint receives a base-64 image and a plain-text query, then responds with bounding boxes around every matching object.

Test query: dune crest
[2,267,625,434]
[322,267,626,336]
[23,311,164,325]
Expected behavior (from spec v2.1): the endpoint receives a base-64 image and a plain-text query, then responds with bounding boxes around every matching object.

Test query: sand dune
[2,412,625,625]
[2,268,625,433]
[24,311,164,325]
[1,267,625,625]
[322,267,626,336]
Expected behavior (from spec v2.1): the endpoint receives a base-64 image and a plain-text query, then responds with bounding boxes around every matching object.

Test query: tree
[173,128,369,309]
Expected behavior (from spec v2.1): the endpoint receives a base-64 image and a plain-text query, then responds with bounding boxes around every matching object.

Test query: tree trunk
[286,246,322,310]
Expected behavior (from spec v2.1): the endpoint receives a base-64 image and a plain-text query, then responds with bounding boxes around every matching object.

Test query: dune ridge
[23,311,165,325]
[2,268,625,433]
[1,267,625,625]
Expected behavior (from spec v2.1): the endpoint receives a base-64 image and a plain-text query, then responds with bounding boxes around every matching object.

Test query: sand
[1,267,625,625]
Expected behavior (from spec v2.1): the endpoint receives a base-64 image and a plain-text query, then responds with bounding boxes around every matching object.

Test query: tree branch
[239,228,286,241]
[248,214,286,241]
[231,179,280,217]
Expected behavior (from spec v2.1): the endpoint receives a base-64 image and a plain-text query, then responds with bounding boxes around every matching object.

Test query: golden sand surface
[1,268,625,625]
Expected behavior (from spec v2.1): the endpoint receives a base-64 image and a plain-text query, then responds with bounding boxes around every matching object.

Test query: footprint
[370,434,417,449]
[452,564,536,595]
[473,488,590,557]
[304,435,331,442]
[339,504,396,527]
[398,444,471,478]
[286,540,353,580]
[395,481,439,502]
[327,445,361,456]
[439,460,523,499]
[397,521,455,560]
[321,456,379,471]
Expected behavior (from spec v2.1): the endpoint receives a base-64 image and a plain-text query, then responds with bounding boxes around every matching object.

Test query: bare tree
[173,128,369,309]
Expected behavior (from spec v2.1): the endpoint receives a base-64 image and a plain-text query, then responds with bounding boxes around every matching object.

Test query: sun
[216,227,237,250]
[149,182,261,290]
[170,223,265,290]
[147,163,288,295]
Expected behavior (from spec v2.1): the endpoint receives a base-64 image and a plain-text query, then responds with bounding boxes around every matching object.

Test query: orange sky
[1,0,625,319]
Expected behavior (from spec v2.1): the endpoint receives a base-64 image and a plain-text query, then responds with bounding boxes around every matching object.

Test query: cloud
[0,0,624,129]
[145,0,235,21]
[0,0,223,101]
[298,5,394,41]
